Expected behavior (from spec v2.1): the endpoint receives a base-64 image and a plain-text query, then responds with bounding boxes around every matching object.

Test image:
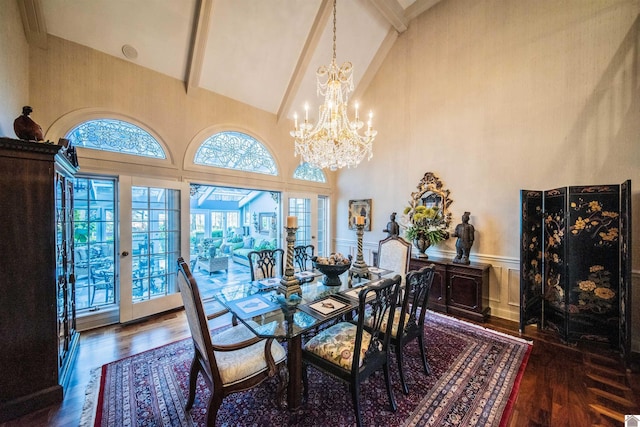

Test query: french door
[285,193,329,257]
[119,176,190,322]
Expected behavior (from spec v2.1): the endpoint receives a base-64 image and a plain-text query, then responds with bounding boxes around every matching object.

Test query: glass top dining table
[213,267,396,412]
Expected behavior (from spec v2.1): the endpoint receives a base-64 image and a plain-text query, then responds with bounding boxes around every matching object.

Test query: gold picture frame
[348,199,371,231]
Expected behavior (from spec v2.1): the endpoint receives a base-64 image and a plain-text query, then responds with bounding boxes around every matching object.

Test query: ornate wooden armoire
[0,137,79,422]
[520,182,632,363]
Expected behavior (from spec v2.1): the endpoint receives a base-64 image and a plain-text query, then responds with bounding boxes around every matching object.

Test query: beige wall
[335,0,640,348]
[27,35,333,196]
[0,0,29,137]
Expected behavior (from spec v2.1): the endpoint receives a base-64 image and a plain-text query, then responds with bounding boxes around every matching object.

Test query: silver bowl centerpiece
[312,253,352,286]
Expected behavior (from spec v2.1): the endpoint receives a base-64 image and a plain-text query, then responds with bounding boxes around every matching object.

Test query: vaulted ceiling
[18,0,441,123]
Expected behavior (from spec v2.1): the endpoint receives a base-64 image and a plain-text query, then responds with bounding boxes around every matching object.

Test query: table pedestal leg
[287,334,303,412]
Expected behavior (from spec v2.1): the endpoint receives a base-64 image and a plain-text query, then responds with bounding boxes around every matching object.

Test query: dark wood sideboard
[0,137,79,422]
[409,256,491,322]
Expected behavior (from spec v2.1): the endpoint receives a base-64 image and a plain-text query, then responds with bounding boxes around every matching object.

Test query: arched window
[66,119,166,159]
[194,131,277,176]
[293,162,327,183]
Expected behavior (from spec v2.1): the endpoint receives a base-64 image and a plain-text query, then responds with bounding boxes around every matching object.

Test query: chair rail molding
[337,236,640,352]
[336,237,523,323]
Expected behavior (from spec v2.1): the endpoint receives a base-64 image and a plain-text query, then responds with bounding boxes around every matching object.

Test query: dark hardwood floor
[1,309,638,426]
[486,317,639,427]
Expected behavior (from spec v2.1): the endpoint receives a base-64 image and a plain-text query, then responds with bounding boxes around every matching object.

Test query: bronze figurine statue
[452,212,474,265]
[383,212,400,237]
[14,106,44,141]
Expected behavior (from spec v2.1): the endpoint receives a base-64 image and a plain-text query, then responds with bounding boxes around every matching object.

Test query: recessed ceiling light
[122,44,138,60]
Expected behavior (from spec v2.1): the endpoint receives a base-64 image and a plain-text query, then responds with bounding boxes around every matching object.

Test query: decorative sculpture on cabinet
[452,211,474,265]
[14,106,44,141]
[383,212,400,237]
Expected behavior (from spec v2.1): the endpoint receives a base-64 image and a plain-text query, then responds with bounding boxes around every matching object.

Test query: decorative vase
[413,235,431,258]
[314,261,351,286]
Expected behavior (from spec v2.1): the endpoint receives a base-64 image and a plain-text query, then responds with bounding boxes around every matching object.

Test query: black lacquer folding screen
[520,181,632,362]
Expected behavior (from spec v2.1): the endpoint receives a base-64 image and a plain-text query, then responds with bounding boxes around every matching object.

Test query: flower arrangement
[402,205,449,246]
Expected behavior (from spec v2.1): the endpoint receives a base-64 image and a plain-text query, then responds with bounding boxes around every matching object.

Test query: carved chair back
[293,244,315,272]
[248,248,285,281]
[393,264,436,394]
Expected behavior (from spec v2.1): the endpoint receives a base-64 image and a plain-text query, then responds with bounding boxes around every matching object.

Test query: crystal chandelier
[291,0,377,171]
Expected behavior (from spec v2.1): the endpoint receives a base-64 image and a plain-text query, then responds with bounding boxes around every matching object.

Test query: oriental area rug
[82,312,531,427]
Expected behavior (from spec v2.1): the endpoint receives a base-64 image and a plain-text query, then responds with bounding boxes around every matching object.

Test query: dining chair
[377,236,412,282]
[176,257,287,425]
[248,248,285,281]
[301,274,402,427]
[391,264,436,394]
[293,244,315,272]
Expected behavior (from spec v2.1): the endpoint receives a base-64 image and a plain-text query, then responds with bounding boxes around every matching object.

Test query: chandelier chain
[332,0,337,63]
[290,0,377,171]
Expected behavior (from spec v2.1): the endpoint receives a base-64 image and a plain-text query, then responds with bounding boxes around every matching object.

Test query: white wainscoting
[335,237,640,352]
[335,237,521,322]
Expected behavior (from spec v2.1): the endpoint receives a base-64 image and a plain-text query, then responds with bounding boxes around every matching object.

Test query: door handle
[121,251,129,257]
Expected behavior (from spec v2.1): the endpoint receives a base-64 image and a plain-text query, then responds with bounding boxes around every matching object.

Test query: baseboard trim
[0,385,62,423]
[77,306,120,331]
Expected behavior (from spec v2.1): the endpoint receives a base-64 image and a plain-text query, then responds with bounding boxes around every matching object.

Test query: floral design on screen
[543,210,565,308]
[569,199,619,246]
[570,265,616,314]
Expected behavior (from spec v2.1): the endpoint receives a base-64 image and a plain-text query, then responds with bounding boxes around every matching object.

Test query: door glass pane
[227,211,240,228]
[74,177,117,310]
[190,213,206,255]
[289,197,311,246]
[210,211,223,231]
[131,186,180,302]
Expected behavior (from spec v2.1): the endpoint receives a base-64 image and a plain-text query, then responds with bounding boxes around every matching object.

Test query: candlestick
[349,221,369,282]
[278,224,302,298]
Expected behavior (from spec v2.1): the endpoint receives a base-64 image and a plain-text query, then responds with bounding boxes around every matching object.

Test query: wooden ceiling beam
[17,0,47,49]
[405,0,442,22]
[276,0,333,124]
[369,0,408,33]
[185,0,215,95]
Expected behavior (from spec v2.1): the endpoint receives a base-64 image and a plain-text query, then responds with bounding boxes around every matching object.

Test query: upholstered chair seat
[213,320,286,386]
[303,322,372,371]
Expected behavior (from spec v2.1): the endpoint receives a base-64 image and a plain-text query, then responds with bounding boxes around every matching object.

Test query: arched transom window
[293,162,327,183]
[194,131,277,176]
[66,119,166,159]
